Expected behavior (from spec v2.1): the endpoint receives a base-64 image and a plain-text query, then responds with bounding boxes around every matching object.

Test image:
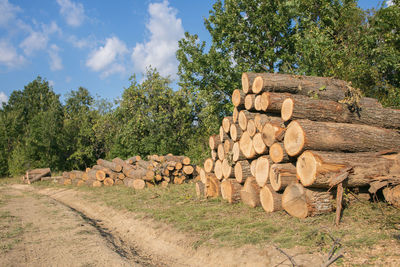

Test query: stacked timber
[58,154,199,189]
[23,168,54,184]
[197,72,400,220]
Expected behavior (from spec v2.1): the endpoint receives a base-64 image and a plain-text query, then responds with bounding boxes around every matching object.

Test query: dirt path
[0,185,152,267]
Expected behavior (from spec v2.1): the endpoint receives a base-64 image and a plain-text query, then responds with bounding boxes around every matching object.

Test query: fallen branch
[274,245,298,267]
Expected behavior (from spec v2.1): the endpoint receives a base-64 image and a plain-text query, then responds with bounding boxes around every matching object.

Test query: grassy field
[2,176,400,264]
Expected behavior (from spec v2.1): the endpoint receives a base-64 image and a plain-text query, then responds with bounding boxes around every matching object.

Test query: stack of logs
[59,154,198,189]
[196,72,400,220]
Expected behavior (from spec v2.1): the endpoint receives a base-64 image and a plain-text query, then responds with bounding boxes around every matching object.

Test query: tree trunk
[269,163,297,192]
[242,72,259,94]
[284,119,400,157]
[253,132,268,155]
[260,185,283,212]
[296,151,400,188]
[222,116,234,133]
[245,94,256,111]
[221,179,242,204]
[222,158,235,179]
[251,73,349,101]
[255,156,271,187]
[239,131,257,159]
[234,160,252,184]
[232,89,245,108]
[125,168,148,180]
[263,92,289,114]
[269,142,289,163]
[97,159,122,172]
[230,123,243,142]
[240,176,261,208]
[238,110,257,131]
[282,183,334,218]
[281,95,400,130]
[113,157,135,176]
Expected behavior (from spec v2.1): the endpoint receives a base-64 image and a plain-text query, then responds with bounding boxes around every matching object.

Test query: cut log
[254,114,269,132]
[92,180,102,187]
[222,158,235,179]
[284,119,400,157]
[232,142,246,162]
[209,134,222,150]
[204,158,214,173]
[254,95,262,111]
[261,120,285,147]
[95,170,106,181]
[222,116,234,133]
[253,132,268,155]
[263,92,289,114]
[219,126,228,143]
[214,160,223,180]
[260,92,270,111]
[260,185,283,212]
[133,179,146,190]
[232,89,246,108]
[26,168,51,184]
[125,168,148,180]
[115,179,124,185]
[196,181,206,198]
[113,157,135,176]
[97,159,122,172]
[255,156,271,187]
[221,179,242,203]
[246,119,257,137]
[233,107,239,123]
[199,168,208,185]
[242,72,259,94]
[245,94,256,111]
[230,123,243,142]
[211,149,217,161]
[383,185,400,208]
[238,110,257,131]
[251,73,349,101]
[282,183,334,218]
[240,176,261,208]
[269,142,289,163]
[206,174,221,197]
[124,178,135,187]
[183,165,194,175]
[269,163,298,192]
[103,178,114,186]
[250,160,257,177]
[126,156,141,164]
[234,160,252,184]
[281,95,400,130]
[217,143,225,161]
[239,131,257,159]
[296,150,400,188]
[101,168,117,180]
[182,157,191,165]
[224,139,234,154]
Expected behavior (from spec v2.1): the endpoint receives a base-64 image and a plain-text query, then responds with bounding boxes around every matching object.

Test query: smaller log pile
[196,72,400,220]
[58,154,199,189]
[23,168,58,184]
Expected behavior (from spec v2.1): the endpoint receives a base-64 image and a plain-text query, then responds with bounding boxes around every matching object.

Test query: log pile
[57,154,198,189]
[197,72,400,219]
[23,168,53,184]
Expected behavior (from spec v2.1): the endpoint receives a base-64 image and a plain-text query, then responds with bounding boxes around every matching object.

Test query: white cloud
[48,80,55,87]
[0,0,21,27]
[57,0,85,27]
[0,91,8,107]
[131,0,184,78]
[48,44,62,71]
[86,36,128,76]
[387,0,395,6]
[0,39,25,68]
[19,21,60,56]
[67,34,96,49]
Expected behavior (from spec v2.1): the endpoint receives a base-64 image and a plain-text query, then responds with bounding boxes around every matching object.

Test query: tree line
[1,0,398,177]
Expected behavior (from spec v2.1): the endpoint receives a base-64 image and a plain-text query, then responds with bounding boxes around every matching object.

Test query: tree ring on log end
[282,183,308,218]
[281,98,294,122]
[284,121,305,156]
[296,151,318,187]
[252,76,263,94]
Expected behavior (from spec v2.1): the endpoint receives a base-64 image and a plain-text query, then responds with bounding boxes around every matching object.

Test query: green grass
[33,181,400,255]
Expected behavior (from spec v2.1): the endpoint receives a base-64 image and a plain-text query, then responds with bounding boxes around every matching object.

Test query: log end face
[255,156,270,187]
[238,111,247,131]
[284,121,305,157]
[260,186,274,213]
[232,89,242,107]
[269,143,283,163]
[244,95,253,110]
[269,165,281,192]
[242,73,250,93]
[234,162,243,183]
[252,76,263,94]
[281,98,294,122]
[282,183,308,219]
[230,124,238,141]
[296,151,317,187]
[260,92,269,111]
[261,123,276,147]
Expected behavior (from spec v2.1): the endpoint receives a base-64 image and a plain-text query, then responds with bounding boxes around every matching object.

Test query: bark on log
[233,107,239,123]
[261,120,286,147]
[204,158,214,173]
[125,168,148,180]
[263,92,289,114]
[92,180,102,187]
[224,139,234,154]
[269,163,298,192]
[238,110,257,131]
[234,160,252,184]
[255,156,271,187]
[232,142,247,162]
[232,89,245,108]
[97,159,122,172]
[113,157,135,176]
[220,126,229,143]
[282,183,334,218]
[269,142,290,163]
[296,150,400,188]
[221,179,242,204]
[284,119,400,157]
[206,174,221,197]
[254,114,269,132]
[240,176,261,208]
[253,132,268,155]
[242,72,259,94]
[239,131,257,159]
[247,119,257,137]
[222,116,234,133]
[115,179,124,185]
[211,149,217,161]
[126,156,141,164]
[196,181,206,198]
[281,95,400,129]
[199,168,208,185]
[260,185,283,212]
[222,158,235,179]
[26,168,51,184]
[245,94,256,111]
[251,73,349,101]
[230,124,243,142]
[383,185,400,208]
[214,160,223,180]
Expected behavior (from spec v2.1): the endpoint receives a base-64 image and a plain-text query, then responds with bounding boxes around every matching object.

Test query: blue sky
[0,0,392,105]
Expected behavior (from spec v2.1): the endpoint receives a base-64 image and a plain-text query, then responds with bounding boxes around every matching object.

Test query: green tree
[109,68,194,159]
